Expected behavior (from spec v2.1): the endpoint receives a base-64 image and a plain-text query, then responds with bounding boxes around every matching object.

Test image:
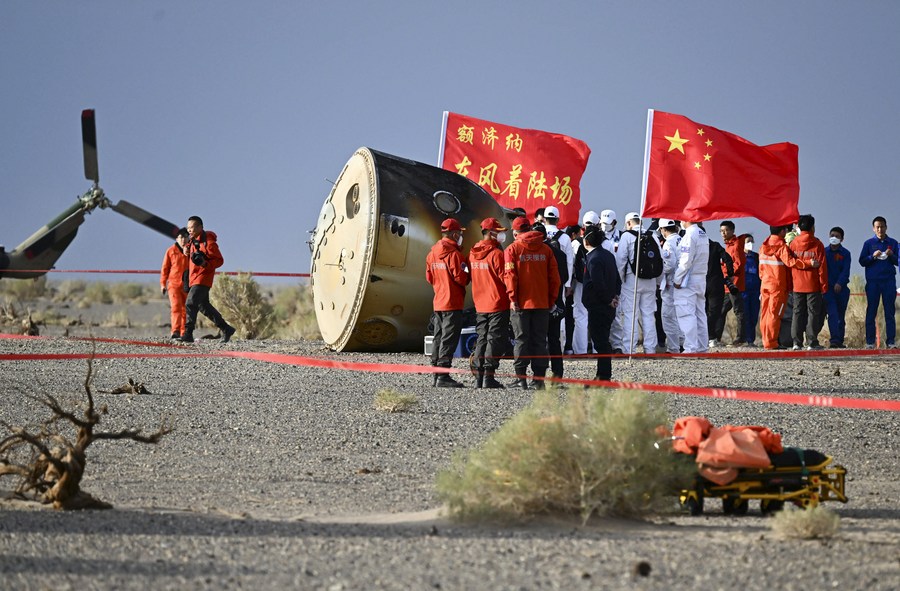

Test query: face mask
[829,236,841,246]
[745,242,754,252]
[496,232,507,243]
[457,236,464,246]
[600,222,614,233]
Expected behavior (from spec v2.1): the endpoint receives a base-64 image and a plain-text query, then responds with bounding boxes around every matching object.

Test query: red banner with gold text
[439,112,590,228]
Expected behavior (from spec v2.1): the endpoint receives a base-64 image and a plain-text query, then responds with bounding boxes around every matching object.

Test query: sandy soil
[1,305,899,590]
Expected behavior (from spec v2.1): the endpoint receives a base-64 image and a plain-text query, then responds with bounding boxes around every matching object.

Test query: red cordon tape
[1,334,898,412]
[8,269,310,277]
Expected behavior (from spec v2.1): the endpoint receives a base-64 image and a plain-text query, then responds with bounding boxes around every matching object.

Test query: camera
[724,277,739,295]
[550,304,565,320]
[191,249,207,266]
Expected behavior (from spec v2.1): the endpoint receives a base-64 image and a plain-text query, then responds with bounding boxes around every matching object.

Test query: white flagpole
[639,109,655,217]
[437,111,450,166]
[629,109,654,357]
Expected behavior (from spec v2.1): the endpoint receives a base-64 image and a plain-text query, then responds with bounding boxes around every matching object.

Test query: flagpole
[638,109,654,217]
[628,220,642,357]
[437,111,450,166]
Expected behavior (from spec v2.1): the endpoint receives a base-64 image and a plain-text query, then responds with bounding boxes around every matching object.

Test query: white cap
[582,210,600,225]
[599,209,617,224]
[625,211,640,222]
[543,205,560,219]
[658,218,677,229]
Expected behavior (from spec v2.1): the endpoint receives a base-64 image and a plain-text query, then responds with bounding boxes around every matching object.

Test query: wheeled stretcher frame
[679,453,848,516]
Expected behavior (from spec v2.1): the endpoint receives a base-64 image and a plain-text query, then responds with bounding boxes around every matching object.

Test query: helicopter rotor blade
[110,200,181,239]
[82,109,99,184]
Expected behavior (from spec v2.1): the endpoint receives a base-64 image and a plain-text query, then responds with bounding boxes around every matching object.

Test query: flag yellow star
[697,128,705,136]
[704,153,712,161]
[705,139,713,148]
[664,129,689,154]
[694,161,702,170]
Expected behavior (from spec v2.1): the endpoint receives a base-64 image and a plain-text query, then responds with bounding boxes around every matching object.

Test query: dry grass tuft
[374,389,419,413]
[436,389,694,524]
[271,283,320,339]
[770,505,841,539]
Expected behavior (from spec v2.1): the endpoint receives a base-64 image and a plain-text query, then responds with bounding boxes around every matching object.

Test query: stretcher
[678,448,848,515]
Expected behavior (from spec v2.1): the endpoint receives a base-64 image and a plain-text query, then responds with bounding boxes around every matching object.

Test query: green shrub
[436,389,693,523]
[210,273,275,339]
[770,505,840,539]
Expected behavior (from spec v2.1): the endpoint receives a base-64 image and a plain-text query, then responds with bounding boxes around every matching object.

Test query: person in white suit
[615,212,659,354]
[658,219,683,353]
[673,220,710,353]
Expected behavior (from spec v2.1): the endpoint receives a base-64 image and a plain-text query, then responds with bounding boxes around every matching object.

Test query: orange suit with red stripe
[758,235,812,349]
[161,242,188,335]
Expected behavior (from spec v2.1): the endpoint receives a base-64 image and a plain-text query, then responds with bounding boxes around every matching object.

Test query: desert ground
[1,297,899,590]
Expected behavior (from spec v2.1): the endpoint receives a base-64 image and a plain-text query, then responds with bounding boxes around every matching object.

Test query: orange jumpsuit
[758,235,812,349]
[161,242,188,335]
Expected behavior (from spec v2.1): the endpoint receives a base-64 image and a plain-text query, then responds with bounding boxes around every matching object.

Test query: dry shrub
[436,389,693,523]
[52,279,87,302]
[0,356,171,509]
[109,282,148,304]
[770,505,840,539]
[374,389,419,413]
[0,276,48,301]
[101,310,131,328]
[82,282,112,305]
[210,273,275,339]
[272,283,320,340]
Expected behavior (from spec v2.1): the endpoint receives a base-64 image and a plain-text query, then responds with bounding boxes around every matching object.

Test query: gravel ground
[1,325,899,590]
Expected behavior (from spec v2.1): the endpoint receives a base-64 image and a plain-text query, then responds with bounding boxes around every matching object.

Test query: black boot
[435,374,465,388]
[475,371,484,389]
[507,377,531,389]
[530,372,546,390]
[221,324,236,343]
[179,330,194,343]
[482,370,505,389]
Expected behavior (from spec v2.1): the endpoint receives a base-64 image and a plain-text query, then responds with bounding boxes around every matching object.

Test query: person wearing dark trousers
[719,221,749,345]
[824,226,852,347]
[469,217,510,388]
[181,216,236,344]
[789,214,829,350]
[859,216,899,348]
[504,217,560,390]
[706,235,734,348]
[582,228,621,382]
[426,218,471,387]
[741,235,761,345]
[532,222,569,384]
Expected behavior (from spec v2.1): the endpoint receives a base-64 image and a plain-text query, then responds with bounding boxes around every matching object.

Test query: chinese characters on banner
[641,110,800,226]
[439,112,591,228]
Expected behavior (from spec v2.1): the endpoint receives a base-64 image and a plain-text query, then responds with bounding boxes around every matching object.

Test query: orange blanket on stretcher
[671,416,784,485]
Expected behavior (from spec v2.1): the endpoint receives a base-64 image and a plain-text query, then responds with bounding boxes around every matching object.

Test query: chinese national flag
[439,112,591,228]
[641,110,799,225]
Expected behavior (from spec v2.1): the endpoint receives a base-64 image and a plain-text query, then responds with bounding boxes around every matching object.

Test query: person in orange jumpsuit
[759,224,819,349]
[789,214,829,349]
[504,217,560,389]
[425,217,470,388]
[468,217,509,389]
[181,216,236,344]
[160,228,189,339]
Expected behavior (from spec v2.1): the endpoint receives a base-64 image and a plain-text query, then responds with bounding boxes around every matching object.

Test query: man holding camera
[181,215,236,344]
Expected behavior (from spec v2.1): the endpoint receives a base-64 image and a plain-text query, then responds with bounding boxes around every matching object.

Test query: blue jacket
[859,235,899,282]
[744,251,761,293]
[825,245,852,288]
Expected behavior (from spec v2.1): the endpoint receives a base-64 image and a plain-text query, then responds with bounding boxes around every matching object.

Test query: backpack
[627,229,663,279]
[544,231,569,287]
[573,237,586,283]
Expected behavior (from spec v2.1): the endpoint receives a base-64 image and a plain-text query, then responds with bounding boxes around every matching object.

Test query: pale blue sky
[2,1,897,281]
